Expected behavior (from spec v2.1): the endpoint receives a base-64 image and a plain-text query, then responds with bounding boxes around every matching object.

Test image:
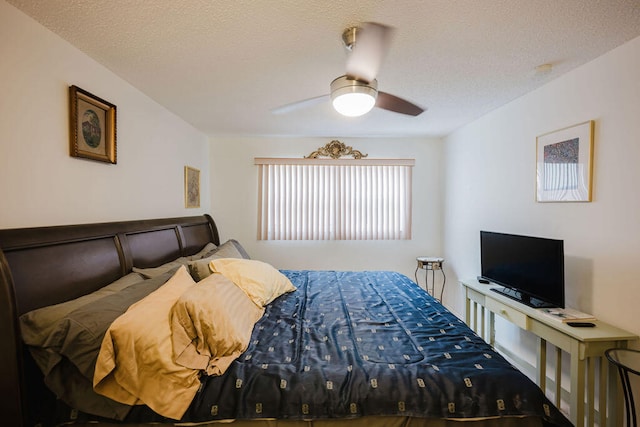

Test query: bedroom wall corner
[0,0,210,229]
[442,34,640,342]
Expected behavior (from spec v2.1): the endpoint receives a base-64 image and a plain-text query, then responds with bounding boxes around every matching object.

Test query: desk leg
[570,341,585,427]
[464,297,471,327]
[607,341,628,427]
[537,338,547,392]
[598,356,606,427]
[586,357,595,427]
[607,359,617,427]
[555,347,562,408]
[480,305,486,341]
[488,311,495,347]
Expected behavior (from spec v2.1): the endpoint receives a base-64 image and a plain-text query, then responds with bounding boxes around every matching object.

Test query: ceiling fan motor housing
[330,75,378,99]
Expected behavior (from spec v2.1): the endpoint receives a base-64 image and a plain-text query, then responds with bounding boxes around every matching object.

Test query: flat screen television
[480,231,565,308]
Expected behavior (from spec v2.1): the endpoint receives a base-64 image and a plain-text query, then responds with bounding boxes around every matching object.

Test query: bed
[0,214,572,427]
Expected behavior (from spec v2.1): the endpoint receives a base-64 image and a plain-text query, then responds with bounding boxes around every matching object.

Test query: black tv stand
[489,286,556,309]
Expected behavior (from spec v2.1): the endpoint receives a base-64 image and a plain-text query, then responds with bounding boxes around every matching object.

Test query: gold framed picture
[536,120,594,202]
[184,166,200,208]
[69,85,117,164]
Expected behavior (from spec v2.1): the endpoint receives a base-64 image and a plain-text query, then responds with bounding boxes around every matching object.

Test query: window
[255,158,414,240]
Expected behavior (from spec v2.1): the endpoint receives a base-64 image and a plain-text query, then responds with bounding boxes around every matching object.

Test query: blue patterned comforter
[165,270,570,426]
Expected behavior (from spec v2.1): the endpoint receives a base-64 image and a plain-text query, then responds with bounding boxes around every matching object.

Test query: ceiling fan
[272,22,425,117]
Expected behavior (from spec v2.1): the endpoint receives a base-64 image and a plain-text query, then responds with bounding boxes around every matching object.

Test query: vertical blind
[255,158,414,240]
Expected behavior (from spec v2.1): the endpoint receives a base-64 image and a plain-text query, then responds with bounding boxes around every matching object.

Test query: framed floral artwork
[69,85,117,164]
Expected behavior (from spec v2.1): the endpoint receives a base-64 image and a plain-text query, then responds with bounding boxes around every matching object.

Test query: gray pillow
[42,353,132,420]
[132,243,218,278]
[133,257,189,278]
[188,239,250,281]
[27,269,177,420]
[20,272,146,347]
[186,242,217,260]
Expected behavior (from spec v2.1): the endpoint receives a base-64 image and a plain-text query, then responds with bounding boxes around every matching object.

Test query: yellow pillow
[209,258,296,307]
[93,265,199,419]
[171,273,264,375]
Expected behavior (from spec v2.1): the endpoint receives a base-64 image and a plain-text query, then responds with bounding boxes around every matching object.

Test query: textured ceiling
[7,0,640,138]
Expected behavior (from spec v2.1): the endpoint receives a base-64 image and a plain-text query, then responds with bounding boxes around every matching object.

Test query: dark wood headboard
[0,214,220,426]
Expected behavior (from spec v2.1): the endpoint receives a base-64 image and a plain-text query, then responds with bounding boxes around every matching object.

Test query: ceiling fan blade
[345,22,393,83]
[271,94,329,115]
[376,91,425,116]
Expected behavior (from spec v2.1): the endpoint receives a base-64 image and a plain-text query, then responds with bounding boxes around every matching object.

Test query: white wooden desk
[461,278,637,427]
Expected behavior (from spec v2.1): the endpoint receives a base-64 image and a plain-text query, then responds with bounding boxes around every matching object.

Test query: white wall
[209,136,444,284]
[443,33,640,348]
[0,1,210,229]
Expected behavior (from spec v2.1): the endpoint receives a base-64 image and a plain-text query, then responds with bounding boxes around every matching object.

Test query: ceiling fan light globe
[330,76,378,117]
[332,92,376,117]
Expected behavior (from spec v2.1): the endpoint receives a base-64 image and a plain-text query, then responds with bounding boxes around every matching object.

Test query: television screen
[480,231,565,308]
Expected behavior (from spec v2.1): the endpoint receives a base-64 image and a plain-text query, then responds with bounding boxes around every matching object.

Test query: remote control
[566,322,595,327]
[477,276,490,284]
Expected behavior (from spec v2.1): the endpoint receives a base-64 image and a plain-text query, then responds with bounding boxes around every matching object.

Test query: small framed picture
[184,166,200,208]
[536,120,594,202]
[69,85,117,164]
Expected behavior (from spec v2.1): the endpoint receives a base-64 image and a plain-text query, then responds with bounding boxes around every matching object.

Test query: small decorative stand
[415,257,446,302]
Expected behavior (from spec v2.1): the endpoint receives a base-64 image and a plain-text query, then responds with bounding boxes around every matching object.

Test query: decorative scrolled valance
[305,140,368,160]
